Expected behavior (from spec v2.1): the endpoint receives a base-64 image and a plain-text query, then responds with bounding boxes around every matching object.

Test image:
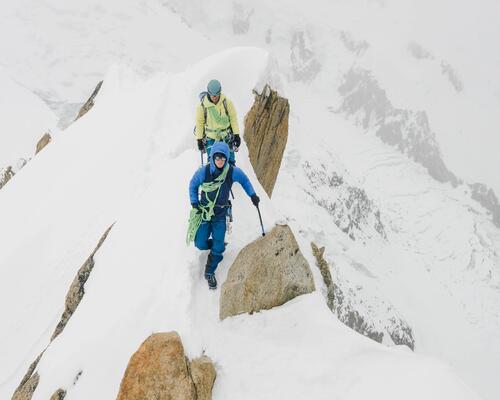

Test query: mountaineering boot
[206,274,217,290]
[204,253,213,277]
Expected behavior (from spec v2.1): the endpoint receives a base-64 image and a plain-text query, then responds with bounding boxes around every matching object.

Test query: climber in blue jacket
[189,141,259,289]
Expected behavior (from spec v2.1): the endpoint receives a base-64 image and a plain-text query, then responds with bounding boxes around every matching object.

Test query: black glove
[192,203,200,211]
[232,134,241,149]
[251,194,260,207]
[197,139,205,152]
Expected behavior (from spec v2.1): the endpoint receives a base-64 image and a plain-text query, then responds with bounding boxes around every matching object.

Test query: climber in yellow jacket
[195,79,241,164]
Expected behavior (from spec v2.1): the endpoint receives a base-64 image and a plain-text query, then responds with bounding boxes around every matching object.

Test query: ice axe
[256,204,265,236]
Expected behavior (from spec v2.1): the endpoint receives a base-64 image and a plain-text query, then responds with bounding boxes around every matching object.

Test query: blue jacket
[189,142,256,220]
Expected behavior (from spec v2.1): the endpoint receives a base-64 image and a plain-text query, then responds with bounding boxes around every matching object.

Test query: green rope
[186,164,229,245]
[186,208,203,245]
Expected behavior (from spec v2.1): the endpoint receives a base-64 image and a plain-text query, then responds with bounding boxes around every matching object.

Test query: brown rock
[243,85,289,197]
[12,372,39,400]
[311,242,335,311]
[117,332,196,400]
[0,159,27,190]
[75,80,103,121]
[0,166,15,190]
[35,132,51,154]
[49,388,66,400]
[11,351,45,400]
[220,224,315,320]
[189,357,216,400]
[51,224,114,341]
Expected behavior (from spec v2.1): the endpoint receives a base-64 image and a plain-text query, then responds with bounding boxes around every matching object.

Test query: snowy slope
[166,0,500,204]
[1,1,499,399]
[0,67,57,173]
[2,0,498,203]
[272,87,500,398]
[0,50,482,400]
[0,0,217,104]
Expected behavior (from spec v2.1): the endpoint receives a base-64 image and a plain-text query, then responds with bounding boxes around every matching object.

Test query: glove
[251,194,260,207]
[232,134,241,149]
[197,139,205,152]
[192,203,201,211]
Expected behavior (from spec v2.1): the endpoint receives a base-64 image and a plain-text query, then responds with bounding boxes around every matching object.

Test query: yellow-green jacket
[194,93,240,140]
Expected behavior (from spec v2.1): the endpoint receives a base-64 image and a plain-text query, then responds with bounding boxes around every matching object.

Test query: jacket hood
[210,141,230,173]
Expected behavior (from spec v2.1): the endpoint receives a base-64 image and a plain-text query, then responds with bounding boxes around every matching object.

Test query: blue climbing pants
[194,218,226,275]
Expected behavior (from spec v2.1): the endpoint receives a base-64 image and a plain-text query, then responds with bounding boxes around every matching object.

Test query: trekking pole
[200,151,204,167]
[256,204,265,236]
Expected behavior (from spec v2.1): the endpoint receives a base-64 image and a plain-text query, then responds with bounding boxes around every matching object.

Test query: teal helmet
[207,79,221,96]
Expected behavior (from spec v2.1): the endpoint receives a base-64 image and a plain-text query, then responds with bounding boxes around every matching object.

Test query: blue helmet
[207,79,221,96]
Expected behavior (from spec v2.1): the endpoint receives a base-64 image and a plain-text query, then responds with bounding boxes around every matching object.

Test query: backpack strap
[202,94,229,122]
[204,164,211,182]
[199,94,231,138]
[200,92,208,128]
[204,164,232,182]
[222,98,234,138]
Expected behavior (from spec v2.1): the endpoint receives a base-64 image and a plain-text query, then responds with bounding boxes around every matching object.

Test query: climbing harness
[186,164,230,245]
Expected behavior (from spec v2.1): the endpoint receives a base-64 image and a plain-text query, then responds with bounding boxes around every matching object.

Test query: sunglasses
[214,154,226,161]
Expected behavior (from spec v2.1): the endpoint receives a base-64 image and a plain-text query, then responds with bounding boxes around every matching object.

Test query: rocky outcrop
[0,159,27,190]
[311,242,415,350]
[290,31,321,82]
[0,166,16,190]
[441,61,463,92]
[12,372,39,400]
[190,357,217,400]
[340,31,369,56]
[51,224,114,341]
[11,352,44,400]
[49,389,66,400]
[75,80,103,121]
[336,68,500,228]
[243,85,289,197]
[1,131,48,190]
[311,243,334,310]
[11,226,113,399]
[469,183,500,228]
[220,224,315,320]
[334,272,415,350]
[303,161,386,241]
[117,332,215,400]
[35,132,51,154]
[337,67,459,186]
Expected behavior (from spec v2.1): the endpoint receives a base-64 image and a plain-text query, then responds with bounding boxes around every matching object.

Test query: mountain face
[0,1,499,400]
[337,67,459,185]
[0,68,57,191]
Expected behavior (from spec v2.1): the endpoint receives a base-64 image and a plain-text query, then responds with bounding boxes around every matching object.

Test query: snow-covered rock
[35,133,52,155]
[74,81,103,122]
